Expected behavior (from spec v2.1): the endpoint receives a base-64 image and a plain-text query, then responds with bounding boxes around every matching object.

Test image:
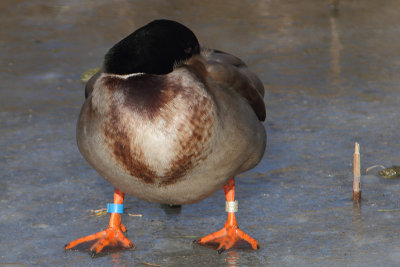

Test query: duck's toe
[65,188,134,257]
[194,179,259,253]
[65,226,135,257]
[195,225,259,253]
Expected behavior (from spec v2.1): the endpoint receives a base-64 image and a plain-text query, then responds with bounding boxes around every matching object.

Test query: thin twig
[141,262,163,267]
[89,208,107,216]
[365,165,386,173]
[377,209,400,213]
[127,213,143,217]
[353,142,361,202]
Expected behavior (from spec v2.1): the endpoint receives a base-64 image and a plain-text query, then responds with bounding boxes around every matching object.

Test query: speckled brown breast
[100,73,214,187]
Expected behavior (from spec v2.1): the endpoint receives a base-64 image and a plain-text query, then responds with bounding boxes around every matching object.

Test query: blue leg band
[107,203,124,214]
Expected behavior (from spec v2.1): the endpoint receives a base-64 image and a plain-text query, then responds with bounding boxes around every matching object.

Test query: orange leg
[195,179,259,253]
[65,188,135,257]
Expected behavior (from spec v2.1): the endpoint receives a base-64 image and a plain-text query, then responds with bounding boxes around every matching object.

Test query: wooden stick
[353,142,361,202]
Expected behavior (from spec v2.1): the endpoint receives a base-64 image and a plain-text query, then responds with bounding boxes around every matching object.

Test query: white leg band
[225,201,238,213]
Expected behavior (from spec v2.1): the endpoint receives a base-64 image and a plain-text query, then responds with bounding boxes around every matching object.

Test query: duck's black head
[104,19,200,75]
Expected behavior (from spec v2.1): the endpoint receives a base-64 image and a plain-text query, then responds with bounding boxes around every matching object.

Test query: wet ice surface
[1,0,400,266]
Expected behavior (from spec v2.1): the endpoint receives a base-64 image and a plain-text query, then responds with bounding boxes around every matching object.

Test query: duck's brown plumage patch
[103,102,157,184]
[101,74,174,184]
[101,71,214,186]
[160,94,213,186]
[103,75,178,120]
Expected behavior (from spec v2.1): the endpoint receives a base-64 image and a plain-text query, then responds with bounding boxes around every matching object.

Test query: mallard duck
[65,19,266,256]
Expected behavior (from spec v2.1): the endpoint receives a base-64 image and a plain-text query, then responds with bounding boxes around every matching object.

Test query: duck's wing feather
[85,70,102,98]
[205,49,247,68]
[201,49,266,121]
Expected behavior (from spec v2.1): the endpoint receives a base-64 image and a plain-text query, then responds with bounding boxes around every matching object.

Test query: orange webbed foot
[65,225,135,257]
[65,188,135,257]
[195,224,259,254]
[195,178,259,253]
